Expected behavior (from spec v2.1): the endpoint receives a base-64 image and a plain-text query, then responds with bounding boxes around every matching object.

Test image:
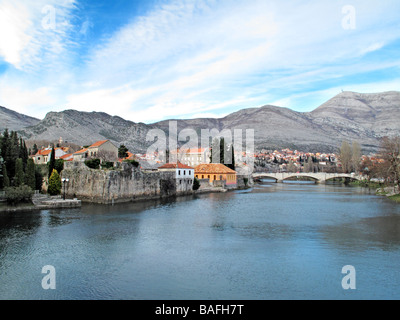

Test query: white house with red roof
[158,162,195,193]
[33,147,68,164]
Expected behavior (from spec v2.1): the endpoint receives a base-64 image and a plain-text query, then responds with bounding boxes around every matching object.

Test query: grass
[349,180,383,189]
[388,194,400,203]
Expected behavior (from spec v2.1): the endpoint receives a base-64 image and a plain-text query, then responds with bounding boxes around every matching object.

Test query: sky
[0,0,399,124]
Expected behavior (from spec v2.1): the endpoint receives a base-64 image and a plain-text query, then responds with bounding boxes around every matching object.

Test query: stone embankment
[61,162,254,204]
[62,162,178,204]
[0,193,81,213]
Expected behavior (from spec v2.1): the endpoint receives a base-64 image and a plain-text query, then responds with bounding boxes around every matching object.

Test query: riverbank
[348,180,400,204]
[0,194,81,213]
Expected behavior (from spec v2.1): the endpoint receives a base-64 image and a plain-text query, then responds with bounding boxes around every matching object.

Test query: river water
[0,181,399,300]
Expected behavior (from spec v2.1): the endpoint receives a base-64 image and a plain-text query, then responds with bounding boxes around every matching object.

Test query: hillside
[0,106,40,132]
[6,91,400,153]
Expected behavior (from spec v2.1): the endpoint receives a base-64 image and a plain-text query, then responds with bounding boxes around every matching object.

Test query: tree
[25,158,36,190]
[48,146,56,178]
[287,161,297,173]
[210,137,235,169]
[193,177,200,191]
[340,141,352,173]
[304,157,313,172]
[48,169,61,196]
[35,166,44,192]
[118,145,129,159]
[14,158,25,187]
[0,150,3,189]
[3,165,10,188]
[380,136,400,191]
[54,159,64,174]
[4,185,34,205]
[97,150,118,163]
[352,141,362,173]
[32,143,39,156]
[85,159,101,169]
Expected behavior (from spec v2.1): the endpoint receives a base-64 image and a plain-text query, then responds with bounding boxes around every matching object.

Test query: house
[73,140,118,162]
[195,163,237,188]
[158,162,195,193]
[33,147,68,165]
[60,153,74,162]
[178,148,210,167]
[73,148,89,161]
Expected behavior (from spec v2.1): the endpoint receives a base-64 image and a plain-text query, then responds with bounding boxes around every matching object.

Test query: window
[214,175,216,180]
[202,175,204,179]
[184,170,186,175]
[178,170,181,175]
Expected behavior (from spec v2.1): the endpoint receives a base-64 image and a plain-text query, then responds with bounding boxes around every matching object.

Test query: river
[0,181,399,300]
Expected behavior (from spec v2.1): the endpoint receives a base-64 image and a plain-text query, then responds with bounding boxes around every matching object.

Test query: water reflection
[0,183,399,300]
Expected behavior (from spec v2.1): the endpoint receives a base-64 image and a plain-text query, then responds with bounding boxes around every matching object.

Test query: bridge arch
[252,172,365,184]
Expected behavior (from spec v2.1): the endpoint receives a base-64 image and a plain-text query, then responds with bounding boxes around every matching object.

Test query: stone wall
[62,162,178,204]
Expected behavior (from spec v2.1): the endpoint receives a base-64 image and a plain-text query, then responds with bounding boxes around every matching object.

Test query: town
[0,130,397,210]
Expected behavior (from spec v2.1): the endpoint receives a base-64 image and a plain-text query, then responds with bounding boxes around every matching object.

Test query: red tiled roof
[60,154,73,160]
[89,140,108,148]
[158,162,194,170]
[35,149,52,156]
[195,163,236,174]
[74,148,88,155]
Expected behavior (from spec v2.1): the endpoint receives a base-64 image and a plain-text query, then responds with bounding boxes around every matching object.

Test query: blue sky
[0,0,399,123]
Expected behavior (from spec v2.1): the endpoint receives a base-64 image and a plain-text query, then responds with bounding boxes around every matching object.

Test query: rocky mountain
[6,91,400,153]
[18,109,152,152]
[0,106,40,131]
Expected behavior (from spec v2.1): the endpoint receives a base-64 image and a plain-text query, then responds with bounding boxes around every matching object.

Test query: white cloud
[0,84,56,117]
[1,0,400,124]
[0,0,78,70]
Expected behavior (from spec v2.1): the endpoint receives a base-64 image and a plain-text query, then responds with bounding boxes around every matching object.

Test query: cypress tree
[35,167,43,192]
[26,158,36,190]
[14,158,25,187]
[32,144,39,155]
[3,165,10,188]
[48,146,56,178]
[0,150,3,189]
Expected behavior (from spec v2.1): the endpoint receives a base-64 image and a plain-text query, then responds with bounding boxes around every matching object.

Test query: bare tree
[340,141,352,173]
[352,141,362,173]
[304,157,313,173]
[97,150,118,163]
[380,136,400,191]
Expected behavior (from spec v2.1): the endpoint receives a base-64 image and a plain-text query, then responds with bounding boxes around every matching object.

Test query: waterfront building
[158,162,195,193]
[195,163,237,188]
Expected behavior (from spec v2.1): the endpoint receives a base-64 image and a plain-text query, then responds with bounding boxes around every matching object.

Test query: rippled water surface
[1,182,400,300]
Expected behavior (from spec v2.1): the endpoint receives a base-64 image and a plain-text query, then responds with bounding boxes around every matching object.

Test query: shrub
[193,177,200,191]
[48,169,61,196]
[85,159,101,170]
[124,159,139,168]
[5,185,34,205]
[101,161,114,169]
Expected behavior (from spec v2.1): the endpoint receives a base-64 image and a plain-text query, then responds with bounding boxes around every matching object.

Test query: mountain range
[1,91,399,153]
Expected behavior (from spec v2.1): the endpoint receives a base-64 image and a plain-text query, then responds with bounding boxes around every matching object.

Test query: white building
[158,162,195,193]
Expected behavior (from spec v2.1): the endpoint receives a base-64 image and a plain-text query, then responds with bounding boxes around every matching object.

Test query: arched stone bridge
[252,172,365,184]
